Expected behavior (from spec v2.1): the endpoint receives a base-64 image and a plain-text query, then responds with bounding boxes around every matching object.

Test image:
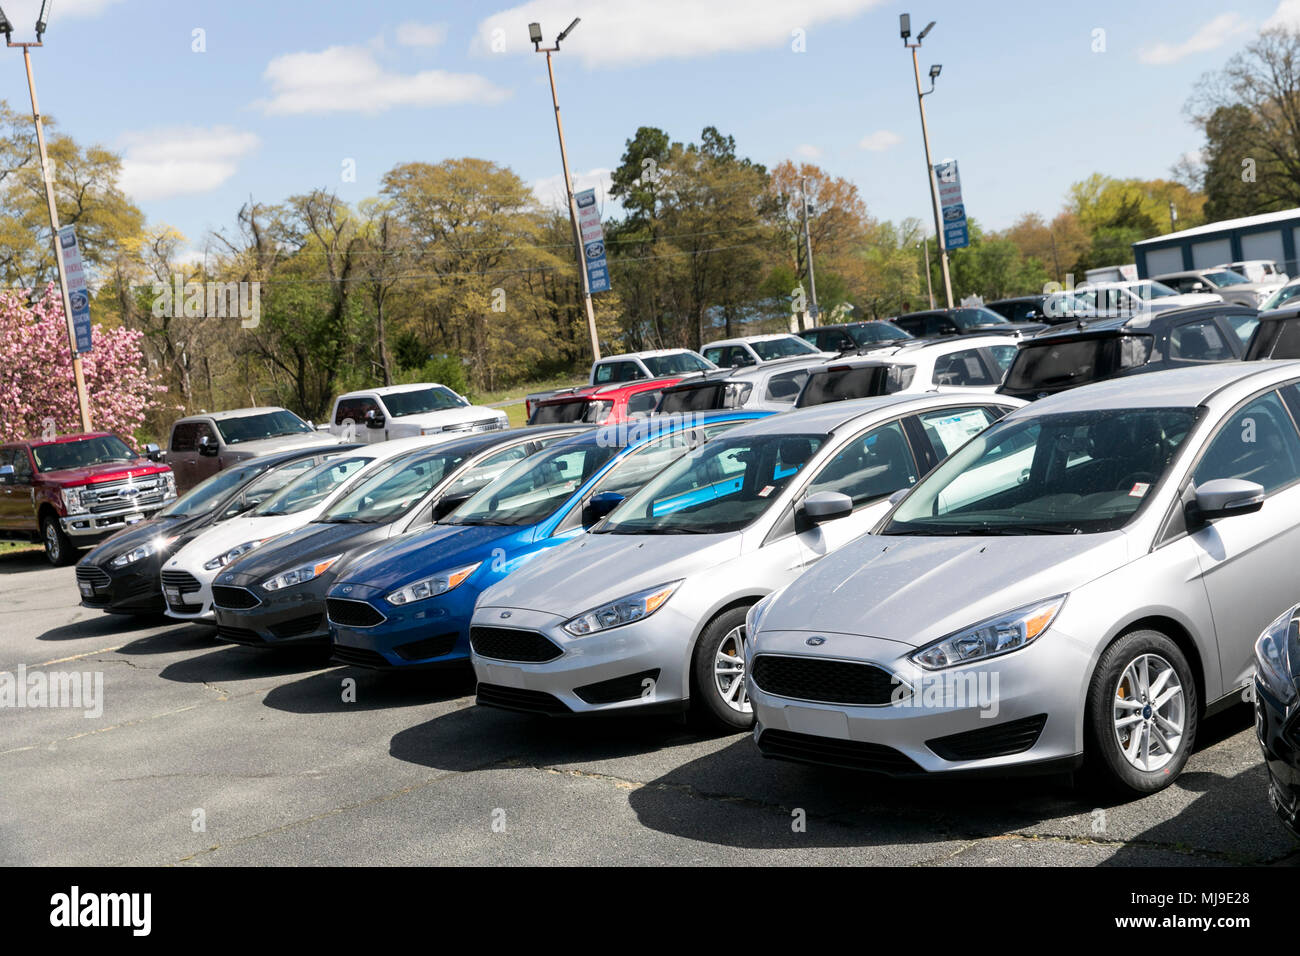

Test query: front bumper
[1254,676,1300,838]
[327,581,477,669]
[469,604,695,716]
[212,573,332,647]
[747,627,1086,777]
[61,502,170,542]
[75,552,167,614]
[161,564,216,622]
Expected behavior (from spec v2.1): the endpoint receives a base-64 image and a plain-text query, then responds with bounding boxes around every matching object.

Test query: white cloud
[858,129,901,151]
[473,0,886,67]
[795,144,823,159]
[530,167,614,211]
[1265,0,1300,30]
[1138,13,1252,65]
[257,44,510,115]
[117,126,259,201]
[396,21,447,47]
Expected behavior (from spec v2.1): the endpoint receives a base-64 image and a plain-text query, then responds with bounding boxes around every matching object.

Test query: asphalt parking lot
[2,551,1297,867]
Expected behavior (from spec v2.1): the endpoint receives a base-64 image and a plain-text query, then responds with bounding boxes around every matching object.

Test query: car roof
[598,349,697,360]
[714,392,1021,437]
[175,406,289,422]
[240,442,362,467]
[1256,304,1300,322]
[702,334,801,347]
[987,295,1045,305]
[1005,362,1298,415]
[339,383,456,397]
[8,431,119,448]
[1026,302,1257,340]
[546,410,768,450]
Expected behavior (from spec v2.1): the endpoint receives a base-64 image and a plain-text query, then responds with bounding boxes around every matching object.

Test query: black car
[997,304,1258,401]
[74,443,356,615]
[210,425,585,649]
[1253,603,1300,838]
[1245,304,1300,360]
[800,321,913,353]
[891,306,1048,338]
[985,295,1060,325]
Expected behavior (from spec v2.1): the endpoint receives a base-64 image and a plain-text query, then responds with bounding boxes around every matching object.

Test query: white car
[795,336,1020,406]
[159,436,457,620]
[701,334,829,368]
[1045,281,1220,319]
[1218,260,1288,285]
[327,384,507,443]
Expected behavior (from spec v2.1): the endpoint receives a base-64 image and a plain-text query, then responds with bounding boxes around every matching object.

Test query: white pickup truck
[326,384,508,443]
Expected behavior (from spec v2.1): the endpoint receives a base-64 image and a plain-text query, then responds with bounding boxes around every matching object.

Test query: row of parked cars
[10,302,1300,834]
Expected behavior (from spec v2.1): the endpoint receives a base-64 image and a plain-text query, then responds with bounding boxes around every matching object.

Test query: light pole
[530,18,600,362]
[799,177,819,328]
[2,1,92,431]
[901,14,953,310]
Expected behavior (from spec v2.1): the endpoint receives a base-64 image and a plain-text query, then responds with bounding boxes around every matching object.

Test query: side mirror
[587,491,625,522]
[887,488,909,506]
[431,492,473,522]
[1187,478,1265,524]
[198,437,219,457]
[365,414,386,429]
[801,491,853,522]
[0,464,13,483]
[144,443,162,461]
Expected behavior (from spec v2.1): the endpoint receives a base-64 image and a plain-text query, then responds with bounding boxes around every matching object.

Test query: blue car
[325,411,770,668]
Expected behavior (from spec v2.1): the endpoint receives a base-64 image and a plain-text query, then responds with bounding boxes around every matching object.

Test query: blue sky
[3,0,1295,261]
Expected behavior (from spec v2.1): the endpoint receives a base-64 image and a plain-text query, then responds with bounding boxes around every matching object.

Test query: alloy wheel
[1112,652,1185,772]
[712,625,751,714]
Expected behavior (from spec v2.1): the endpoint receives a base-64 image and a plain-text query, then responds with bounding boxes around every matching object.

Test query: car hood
[1146,293,1222,310]
[41,460,169,485]
[223,433,339,456]
[758,531,1130,647]
[388,405,506,427]
[223,520,390,581]
[331,521,527,592]
[167,513,303,569]
[480,530,744,616]
[80,514,186,566]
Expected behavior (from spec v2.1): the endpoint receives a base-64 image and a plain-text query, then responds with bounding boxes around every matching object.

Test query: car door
[168,422,201,491]
[793,418,923,565]
[0,448,19,530]
[2,447,37,532]
[190,420,222,485]
[1187,385,1300,693]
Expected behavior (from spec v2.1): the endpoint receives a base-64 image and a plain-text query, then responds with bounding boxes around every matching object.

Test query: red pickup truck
[526,378,681,425]
[0,432,176,565]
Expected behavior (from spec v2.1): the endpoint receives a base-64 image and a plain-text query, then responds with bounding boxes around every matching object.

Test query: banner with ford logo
[575,188,611,294]
[933,160,970,251]
[58,226,94,352]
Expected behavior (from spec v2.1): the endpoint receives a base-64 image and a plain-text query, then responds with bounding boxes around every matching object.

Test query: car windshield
[380,386,467,417]
[31,435,137,472]
[1127,280,1178,299]
[253,455,371,516]
[850,323,910,346]
[215,410,313,445]
[953,308,1011,329]
[643,352,712,376]
[321,449,466,523]
[598,433,825,535]
[1261,283,1300,311]
[158,461,267,517]
[751,337,818,360]
[1205,270,1249,287]
[445,441,620,527]
[883,407,1197,535]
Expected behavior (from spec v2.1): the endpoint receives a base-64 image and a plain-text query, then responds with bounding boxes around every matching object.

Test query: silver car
[470,392,1024,729]
[747,361,1300,793]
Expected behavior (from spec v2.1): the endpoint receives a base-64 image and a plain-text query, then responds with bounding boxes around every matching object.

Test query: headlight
[262,554,342,592]
[203,538,267,571]
[386,562,480,606]
[563,581,681,637]
[1255,607,1300,705]
[109,535,176,569]
[61,487,88,515]
[162,472,177,497]
[911,596,1065,670]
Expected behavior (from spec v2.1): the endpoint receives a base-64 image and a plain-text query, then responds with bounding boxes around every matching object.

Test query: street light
[900,12,953,309]
[530,17,601,361]
[0,0,92,431]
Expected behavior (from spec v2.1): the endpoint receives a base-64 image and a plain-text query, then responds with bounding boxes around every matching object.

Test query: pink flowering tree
[0,284,166,443]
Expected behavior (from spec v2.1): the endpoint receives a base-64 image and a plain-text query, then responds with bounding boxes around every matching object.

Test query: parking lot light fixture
[35,0,50,40]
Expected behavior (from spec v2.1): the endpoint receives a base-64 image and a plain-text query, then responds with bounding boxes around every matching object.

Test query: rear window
[796,364,915,407]
[659,384,725,413]
[1003,336,1153,393]
[1251,318,1300,360]
[529,400,590,425]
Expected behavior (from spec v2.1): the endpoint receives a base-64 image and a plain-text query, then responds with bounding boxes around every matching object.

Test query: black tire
[688,606,754,732]
[1084,629,1198,795]
[41,514,76,566]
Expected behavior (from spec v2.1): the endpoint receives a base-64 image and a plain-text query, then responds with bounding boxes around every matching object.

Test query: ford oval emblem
[806,636,826,646]
[342,585,352,594]
[500,611,512,619]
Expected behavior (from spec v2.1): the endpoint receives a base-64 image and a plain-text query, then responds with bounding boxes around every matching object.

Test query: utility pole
[531,19,600,362]
[921,238,935,309]
[3,3,92,431]
[799,177,819,328]
[901,14,953,309]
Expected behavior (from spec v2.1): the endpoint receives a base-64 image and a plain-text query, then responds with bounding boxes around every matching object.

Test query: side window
[1194,390,1300,494]
[933,316,958,335]
[336,398,379,424]
[600,362,640,383]
[195,421,218,447]
[985,345,1018,376]
[933,349,996,386]
[442,444,532,499]
[914,406,998,460]
[1221,313,1258,351]
[805,420,919,507]
[594,362,615,384]
[170,422,197,452]
[626,389,661,417]
[765,370,807,403]
[729,346,755,367]
[223,459,316,517]
[1170,319,1233,362]
[11,448,33,481]
[702,348,724,366]
[588,433,697,501]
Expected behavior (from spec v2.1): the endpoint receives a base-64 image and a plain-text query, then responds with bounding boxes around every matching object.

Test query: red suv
[0,432,176,565]
[526,378,680,425]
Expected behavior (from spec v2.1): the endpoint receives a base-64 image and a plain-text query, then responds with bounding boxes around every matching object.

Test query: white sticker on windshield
[758,485,775,498]
[1129,482,1150,498]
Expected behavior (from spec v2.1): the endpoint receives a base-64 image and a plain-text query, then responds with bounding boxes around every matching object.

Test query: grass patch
[475,373,587,429]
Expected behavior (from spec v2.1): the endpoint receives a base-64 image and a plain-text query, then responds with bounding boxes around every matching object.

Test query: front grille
[927,714,1049,762]
[331,645,392,669]
[216,624,264,646]
[326,598,386,628]
[394,632,459,661]
[470,626,562,663]
[75,565,111,590]
[757,729,923,775]
[161,569,203,612]
[575,669,661,705]
[269,613,324,640]
[476,683,571,715]
[750,654,900,706]
[85,476,167,513]
[212,585,260,609]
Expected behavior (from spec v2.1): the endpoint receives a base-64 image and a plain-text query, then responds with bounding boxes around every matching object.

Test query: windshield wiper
[885,524,1083,536]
